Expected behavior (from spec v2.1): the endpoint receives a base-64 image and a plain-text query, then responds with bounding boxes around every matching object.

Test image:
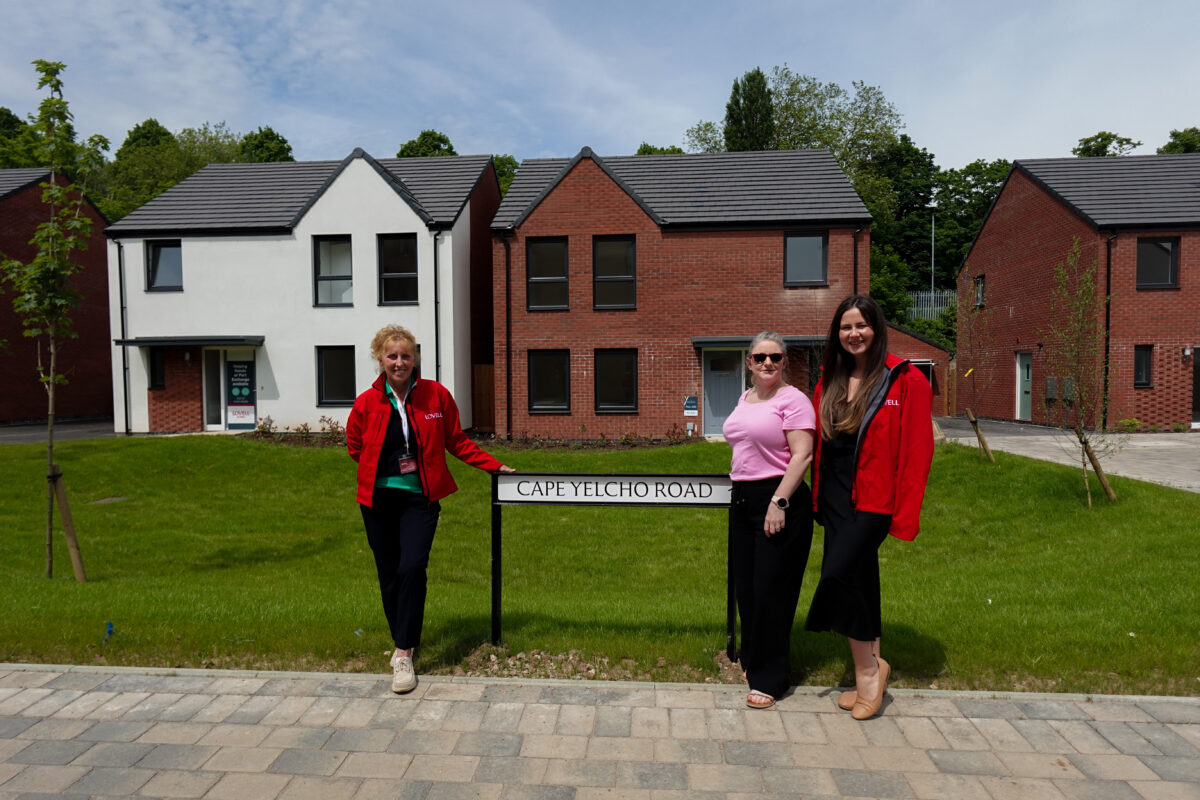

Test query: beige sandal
[746,690,776,709]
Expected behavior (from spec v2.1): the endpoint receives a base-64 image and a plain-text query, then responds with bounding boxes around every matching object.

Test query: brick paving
[1,665,1198,798]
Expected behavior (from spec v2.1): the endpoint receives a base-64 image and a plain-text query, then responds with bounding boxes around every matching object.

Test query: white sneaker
[391,654,417,693]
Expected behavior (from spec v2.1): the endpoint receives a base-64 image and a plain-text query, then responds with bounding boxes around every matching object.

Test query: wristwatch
[771,495,789,509]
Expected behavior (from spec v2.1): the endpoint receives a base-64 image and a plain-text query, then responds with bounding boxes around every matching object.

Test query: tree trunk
[1077,427,1117,502]
[964,408,996,463]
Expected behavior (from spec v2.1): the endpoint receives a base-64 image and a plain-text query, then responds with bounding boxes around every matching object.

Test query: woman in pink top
[722,332,816,709]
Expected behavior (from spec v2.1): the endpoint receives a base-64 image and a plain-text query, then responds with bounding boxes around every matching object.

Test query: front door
[703,349,745,436]
[1016,352,1033,421]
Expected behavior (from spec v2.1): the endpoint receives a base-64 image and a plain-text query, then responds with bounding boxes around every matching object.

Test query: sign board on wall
[684,395,699,417]
[226,361,256,430]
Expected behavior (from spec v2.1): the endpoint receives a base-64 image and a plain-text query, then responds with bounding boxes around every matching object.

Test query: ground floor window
[529,349,570,413]
[1134,345,1153,387]
[595,349,638,413]
[148,347,165,390]
[317,346,356,405]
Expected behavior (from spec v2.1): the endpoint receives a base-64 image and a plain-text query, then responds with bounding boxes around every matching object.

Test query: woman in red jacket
[804,295,933,720]
[347,325,513,693]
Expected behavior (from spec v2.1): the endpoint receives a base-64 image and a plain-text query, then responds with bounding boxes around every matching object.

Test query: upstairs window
[595,349,638,413]
[784,233,827,285]
[527,237,568,310]
[973,275,986,307]
[1136,237,1178,288]
[378,234,418,305]
[314,235,353,306]
[147,240,182,291]
[593,236,635,309]
[1134,345,1153,387]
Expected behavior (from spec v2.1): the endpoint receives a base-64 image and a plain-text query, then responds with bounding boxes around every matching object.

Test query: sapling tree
[0,60,109,578]
[955,267,996,462]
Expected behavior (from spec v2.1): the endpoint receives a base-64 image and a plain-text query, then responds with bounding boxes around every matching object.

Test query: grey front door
[1016,352,1033,421]
[703,349,745,436]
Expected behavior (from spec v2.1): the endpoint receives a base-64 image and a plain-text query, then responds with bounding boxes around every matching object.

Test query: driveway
[0,420,117,445]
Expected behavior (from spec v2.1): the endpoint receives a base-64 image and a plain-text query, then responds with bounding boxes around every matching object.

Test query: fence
[907,289,957,321]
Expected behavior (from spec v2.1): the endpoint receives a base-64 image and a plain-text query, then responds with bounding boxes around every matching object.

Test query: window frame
[315,345,357,406]
[148,347,166,390]
[783,231,829,286]
[592,235,636,310]
[594,348,639,414]
[146,240,183,292]
[973,275,986,307]
[1136,237,1179,289]
[526,237,569,311]
[528,349,571,413]
[313,235,354,307]
[1133,344,1153,388]
[377,233,419,306]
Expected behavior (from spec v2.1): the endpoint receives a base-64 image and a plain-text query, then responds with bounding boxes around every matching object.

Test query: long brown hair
[818,295,889,439]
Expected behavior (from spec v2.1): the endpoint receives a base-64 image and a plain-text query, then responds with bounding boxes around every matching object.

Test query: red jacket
[812,353,934,541]
[347,374,503,505]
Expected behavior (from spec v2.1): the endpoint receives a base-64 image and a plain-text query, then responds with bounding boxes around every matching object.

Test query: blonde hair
[370,325,419,368]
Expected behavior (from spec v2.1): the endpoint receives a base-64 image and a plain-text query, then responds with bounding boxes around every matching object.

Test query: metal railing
[907,289,957,321]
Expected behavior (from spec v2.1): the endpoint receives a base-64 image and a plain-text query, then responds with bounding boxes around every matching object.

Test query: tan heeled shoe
[837,690,857,710]
[851,657,890,720]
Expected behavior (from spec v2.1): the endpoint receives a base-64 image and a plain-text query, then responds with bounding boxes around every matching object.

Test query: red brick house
[957,154,1200,430]
[0,168,112,424]
[490,148,948,440]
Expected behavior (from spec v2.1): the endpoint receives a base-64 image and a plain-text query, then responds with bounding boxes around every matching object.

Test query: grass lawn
[1,434,1198,696]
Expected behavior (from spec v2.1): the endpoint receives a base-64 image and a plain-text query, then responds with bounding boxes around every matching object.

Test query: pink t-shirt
[723,384,816,481]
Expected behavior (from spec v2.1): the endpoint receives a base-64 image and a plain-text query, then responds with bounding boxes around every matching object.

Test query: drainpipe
[852,227,862,294]
[116,241,131,435]
[433,230,442,382]
[1103,231,1117,429]
[502,232,513,439]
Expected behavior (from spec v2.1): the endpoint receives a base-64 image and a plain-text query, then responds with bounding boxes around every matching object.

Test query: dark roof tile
[0,168,51,200]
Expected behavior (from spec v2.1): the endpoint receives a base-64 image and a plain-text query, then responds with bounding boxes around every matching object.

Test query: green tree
[1072,131,1141,157]
[0,107,26,140]
[866,134,937,288]
[683,120,723,154]
[0,105,40,168]
[867,245,913,323]
[0,61,109,579]
[114,118,174,160]
[493,154,518,195]
[635,142,684,155]
[239,125,294,162]
[1157,126,1200,154]
[723,67,774,151]
[397,129,457,158]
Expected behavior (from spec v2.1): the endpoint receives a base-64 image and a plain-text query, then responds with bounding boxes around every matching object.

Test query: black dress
[804,431,890,641]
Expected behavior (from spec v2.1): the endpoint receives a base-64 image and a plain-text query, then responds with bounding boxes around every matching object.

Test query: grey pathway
[2,664,1198,799]
[936,417,1200,494]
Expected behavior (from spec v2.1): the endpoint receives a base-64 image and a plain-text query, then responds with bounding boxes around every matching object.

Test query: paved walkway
[2,664,1198,799]
[936,417,1200,493]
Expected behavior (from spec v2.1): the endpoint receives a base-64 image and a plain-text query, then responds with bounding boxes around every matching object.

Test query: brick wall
[0,179,113,423]
[492,157,946,439]
[147,347,203,432]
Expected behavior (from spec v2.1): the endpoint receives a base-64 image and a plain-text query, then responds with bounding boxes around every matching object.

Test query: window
[317,346,356,405]
[148,347,165,390]
[1137,237,1179,288]
[378,234,418,304]
[593,236,635,309]
[784,233,827,285]
[595,349,638,413]
[973,275,986,307]
[1134,345,1153,387]
[909,360,935,388]
[146,240,182,291]
[527,238,568,310]
[314,235,353,306]
[528,349,570,412]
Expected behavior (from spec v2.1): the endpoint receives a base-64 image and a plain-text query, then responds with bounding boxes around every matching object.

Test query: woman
[722,332,815,709]
[347,325,514,693]
[804,295,933,720]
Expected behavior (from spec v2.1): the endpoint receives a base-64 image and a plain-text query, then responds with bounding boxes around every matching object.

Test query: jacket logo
[885,399,900,407]
[425,412,444,419]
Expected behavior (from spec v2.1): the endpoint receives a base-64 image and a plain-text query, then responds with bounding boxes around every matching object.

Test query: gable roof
[0,168,51,201]
[105,151,494,238]
[1016,153,1200,228]
[492,147,870,231]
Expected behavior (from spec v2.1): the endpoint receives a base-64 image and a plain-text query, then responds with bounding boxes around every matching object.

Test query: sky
[3,0,1198,170]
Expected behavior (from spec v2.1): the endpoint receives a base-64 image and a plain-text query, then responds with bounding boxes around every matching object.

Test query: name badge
[398,457,418,475]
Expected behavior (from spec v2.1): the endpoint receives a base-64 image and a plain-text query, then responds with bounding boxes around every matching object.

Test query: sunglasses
[751,352,784,364]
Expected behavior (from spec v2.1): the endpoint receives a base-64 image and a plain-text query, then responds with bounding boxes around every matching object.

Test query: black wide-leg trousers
[730,477,813,699]
[360,487,441,651]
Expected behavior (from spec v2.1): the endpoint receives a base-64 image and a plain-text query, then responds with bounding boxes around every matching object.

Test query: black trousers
[730,477,813,698]
[360,487,441,650]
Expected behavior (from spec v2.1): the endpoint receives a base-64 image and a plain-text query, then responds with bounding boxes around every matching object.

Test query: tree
[0,106,25,140]
[397,129,457,158]
[0,105,39,168]
[1157,126,1200,154]
[0,60,109,579]
[635,142,684,155]
[1039,237,1116,506]
[865,134,937,288]
[493,153,518,195]
[955,266,997,462]
[723,67,774,151]
[114,118,174,161]
[1072,131,1141,157]
[683,120,723,153]
[933,158,1010,272]
[239,125,294,162]
[867,245,912,323]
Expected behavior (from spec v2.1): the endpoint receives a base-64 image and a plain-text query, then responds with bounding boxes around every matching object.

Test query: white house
[105,149,501,434]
